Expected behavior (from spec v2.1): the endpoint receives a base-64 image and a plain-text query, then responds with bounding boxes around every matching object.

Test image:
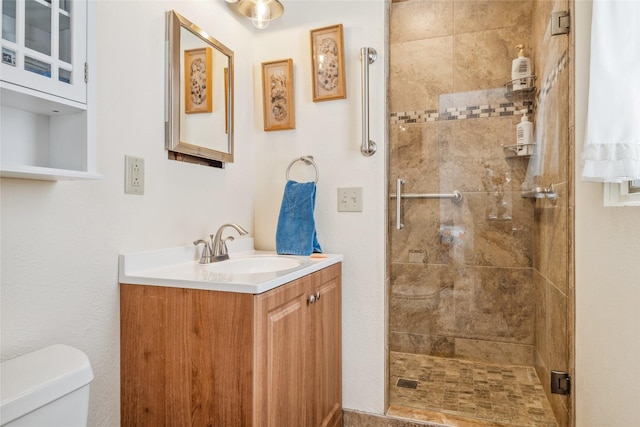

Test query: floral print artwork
[189,58,208,106]
[270,72,288,122]
[317,38,340,91]
[184,47,212,114]
[311,24,345,101]
[262,58,294,130]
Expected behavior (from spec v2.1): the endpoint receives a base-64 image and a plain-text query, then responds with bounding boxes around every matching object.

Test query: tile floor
[389,352,558,427]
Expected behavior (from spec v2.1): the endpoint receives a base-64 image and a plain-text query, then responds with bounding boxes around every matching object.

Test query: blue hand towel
[276,180,322,255]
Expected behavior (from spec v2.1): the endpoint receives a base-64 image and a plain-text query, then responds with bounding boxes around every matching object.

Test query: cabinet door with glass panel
[1,0,87,104]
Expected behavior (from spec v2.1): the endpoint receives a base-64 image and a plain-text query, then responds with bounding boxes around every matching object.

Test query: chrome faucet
[194,223,248,264]
[211,223,248,262]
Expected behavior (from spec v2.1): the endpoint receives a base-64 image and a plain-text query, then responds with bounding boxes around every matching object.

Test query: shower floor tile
[389,352,558,427]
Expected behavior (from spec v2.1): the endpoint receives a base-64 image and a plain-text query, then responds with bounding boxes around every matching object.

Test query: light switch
[337,187,363,212]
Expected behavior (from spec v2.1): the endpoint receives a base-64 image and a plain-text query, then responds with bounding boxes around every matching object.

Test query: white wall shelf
[0,164,102,180]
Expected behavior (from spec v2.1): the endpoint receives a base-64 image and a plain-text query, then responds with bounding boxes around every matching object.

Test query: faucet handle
[219,236,235,256]
[193,239,213,264]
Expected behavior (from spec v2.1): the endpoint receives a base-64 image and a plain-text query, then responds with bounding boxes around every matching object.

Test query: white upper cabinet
[2,0,87,103]
[0,0,99,180]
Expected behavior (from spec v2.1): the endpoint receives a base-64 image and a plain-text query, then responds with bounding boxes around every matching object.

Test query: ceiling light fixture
[227,0,284,30]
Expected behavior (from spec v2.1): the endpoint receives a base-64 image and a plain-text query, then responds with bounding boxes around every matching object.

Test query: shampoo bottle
[511,44,532,91]
[516,110,533,156]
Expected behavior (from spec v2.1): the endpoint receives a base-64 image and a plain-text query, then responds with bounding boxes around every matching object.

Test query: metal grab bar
[360,47,377,157]
[396,178,404,229]
[390,192,463,201]
[391,179,463,230]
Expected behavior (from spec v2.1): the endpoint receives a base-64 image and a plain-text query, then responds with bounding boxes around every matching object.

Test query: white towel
[582,0,640,182]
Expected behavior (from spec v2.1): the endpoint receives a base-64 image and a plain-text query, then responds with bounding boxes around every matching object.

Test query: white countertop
[118,238,343,294]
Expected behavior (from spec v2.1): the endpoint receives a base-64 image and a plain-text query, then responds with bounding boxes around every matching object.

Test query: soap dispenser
[516,109,533,156]
[511,44,532,91]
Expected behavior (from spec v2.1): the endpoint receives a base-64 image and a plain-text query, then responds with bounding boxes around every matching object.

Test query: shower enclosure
[387,1,573,426]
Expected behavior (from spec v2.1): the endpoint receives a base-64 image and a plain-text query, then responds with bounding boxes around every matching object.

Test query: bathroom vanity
[119,242,342,427]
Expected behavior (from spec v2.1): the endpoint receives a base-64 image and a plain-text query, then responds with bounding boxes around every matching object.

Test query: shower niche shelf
[503,144,534,158]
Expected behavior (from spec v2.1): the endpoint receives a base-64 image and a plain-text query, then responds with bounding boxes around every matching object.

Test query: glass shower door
[387,1,573,425]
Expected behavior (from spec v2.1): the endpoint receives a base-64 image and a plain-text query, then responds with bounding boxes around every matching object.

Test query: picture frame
[310,24,346,102]
[184,47,213,114]
[224,67,229,134]
[261,58,295,131]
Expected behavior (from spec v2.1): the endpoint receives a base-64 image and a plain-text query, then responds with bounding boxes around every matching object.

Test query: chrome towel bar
[391,178,463,230]
[360,47,377,157]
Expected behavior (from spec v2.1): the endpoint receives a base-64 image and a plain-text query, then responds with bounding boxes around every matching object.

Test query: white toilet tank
[0,344,94,427]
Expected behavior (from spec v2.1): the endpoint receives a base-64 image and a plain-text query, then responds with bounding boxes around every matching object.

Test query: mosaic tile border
[390,102,533,125]
[390,49,568,126]
[538,50,568,102]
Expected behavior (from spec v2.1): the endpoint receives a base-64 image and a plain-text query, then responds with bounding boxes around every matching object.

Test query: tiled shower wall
[388,0,573,425]
[389,0,537,366]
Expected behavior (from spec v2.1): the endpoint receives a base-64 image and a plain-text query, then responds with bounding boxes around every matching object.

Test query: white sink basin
[207,256,303,274]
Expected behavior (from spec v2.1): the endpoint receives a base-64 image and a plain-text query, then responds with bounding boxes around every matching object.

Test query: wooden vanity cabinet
[254,263,342,427]
[120,263,342,427]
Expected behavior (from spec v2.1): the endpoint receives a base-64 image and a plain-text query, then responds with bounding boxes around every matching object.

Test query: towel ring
[286,156,319,183]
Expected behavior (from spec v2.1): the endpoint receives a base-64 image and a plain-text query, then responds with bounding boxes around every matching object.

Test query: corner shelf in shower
[502,144,534,158]
[504,77,537,102]
[503,77,536,160]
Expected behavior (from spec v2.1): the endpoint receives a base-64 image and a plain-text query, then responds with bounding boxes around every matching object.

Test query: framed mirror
[166,10,234,163]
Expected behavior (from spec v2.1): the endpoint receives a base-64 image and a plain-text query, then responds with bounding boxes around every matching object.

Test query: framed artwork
[310,24,346,102]
[184,47,213,114]
[261,58,295,131]
[224,67,229,134]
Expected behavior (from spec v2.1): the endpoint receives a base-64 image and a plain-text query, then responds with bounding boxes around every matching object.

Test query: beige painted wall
[574,2,640,425]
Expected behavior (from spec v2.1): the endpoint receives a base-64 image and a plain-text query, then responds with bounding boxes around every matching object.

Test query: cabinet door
[254,276,312,427]
[120,285,253,427]
[310,264,342,427]
[1,0,87,104]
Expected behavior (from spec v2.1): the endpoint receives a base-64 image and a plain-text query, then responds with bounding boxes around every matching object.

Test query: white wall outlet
[337,187,363,212]
[125,155,145,195]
